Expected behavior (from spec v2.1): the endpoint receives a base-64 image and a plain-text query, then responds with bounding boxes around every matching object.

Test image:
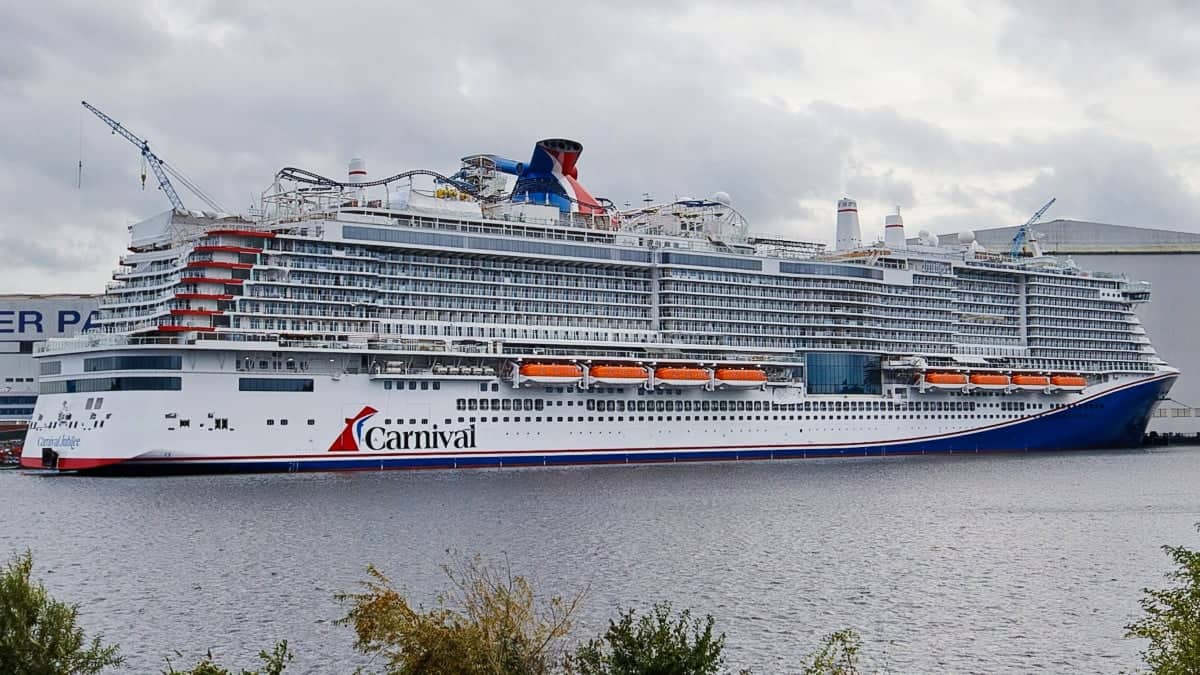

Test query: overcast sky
[3,1,1199,293]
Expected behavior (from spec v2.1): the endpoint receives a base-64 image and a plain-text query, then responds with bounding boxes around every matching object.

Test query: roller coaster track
[275,166,478,193]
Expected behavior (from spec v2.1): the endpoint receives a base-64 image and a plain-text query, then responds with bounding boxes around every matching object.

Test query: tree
[337,555,582,674]
[797,630,862,675]
[0,550,123,674]
[567,602,744,675]
[1126,525,1200,674]
[161,640,292,675]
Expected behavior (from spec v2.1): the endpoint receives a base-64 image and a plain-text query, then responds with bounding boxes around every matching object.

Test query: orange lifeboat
[924,372,968,388]
[655,366,710,387]
[1011,374,1050,390]
[715,368,768,388]
[590,365,648,385]
[1050,374,1087,390]
[519,363,583,384]
[969,373,1010,389]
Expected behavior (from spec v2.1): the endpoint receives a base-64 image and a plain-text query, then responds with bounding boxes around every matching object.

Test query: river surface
[3,447,1200,673]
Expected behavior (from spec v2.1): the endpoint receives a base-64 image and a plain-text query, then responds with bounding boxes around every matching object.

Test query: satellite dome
[711,191,732,206]
[957,231,976,245]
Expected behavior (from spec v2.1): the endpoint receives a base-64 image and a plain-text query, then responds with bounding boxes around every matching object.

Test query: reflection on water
[2,447,1199,672]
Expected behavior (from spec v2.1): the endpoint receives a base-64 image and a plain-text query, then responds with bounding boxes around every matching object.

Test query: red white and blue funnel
[511,139,604,214]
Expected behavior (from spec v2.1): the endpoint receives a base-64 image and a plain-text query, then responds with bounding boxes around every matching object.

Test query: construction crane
[81,100,227,214]
[1010,197,1056,259]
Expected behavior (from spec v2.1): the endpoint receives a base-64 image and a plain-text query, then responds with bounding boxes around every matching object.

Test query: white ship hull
[21,344,1176,474]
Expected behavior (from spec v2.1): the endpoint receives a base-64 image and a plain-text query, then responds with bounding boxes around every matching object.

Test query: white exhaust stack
[884,210,905,249]
[835,198,861,251]
[348,158,367,184]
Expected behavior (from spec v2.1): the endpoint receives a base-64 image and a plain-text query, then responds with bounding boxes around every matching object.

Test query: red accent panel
[187,261,253,270]
[564,175,604,214]
[19,455,126,471]
[175,293,234,301]
[328,406,378,451]
[194,245,262,254]
[206,229,275,238]
[170,309,223,316]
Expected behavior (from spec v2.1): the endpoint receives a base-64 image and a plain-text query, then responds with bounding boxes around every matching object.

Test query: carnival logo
[328,406,477,452]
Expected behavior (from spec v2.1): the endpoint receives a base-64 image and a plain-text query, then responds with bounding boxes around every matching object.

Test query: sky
[2,0,1199,293]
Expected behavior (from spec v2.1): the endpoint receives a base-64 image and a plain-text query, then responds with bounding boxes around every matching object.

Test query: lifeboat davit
[969,373,1010,389]
[714,368,767,388]
[590,365,648,385]
[519,363,583,384]
[1050,374,1088,391]
[1011,374,1050,390]
[924,372,968,388]
[655,367,710,387]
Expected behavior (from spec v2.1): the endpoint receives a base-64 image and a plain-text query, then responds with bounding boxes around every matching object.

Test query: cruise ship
[21,139,1177,473]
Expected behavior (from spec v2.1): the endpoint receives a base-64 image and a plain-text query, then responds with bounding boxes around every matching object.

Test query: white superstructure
[22,139,1177,473]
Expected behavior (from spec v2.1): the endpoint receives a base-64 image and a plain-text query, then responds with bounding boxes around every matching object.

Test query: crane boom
[81,100,186,212]
[1011,197,1056,259]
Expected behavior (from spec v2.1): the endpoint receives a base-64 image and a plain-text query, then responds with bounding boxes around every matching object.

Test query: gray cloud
[1,0,1198,293]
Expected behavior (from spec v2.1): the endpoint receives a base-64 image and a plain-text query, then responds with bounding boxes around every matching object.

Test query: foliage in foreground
[567,602,739,675]
[338,555,583,674]
[797,629,863,675]
[161,640,292,675]
[1126,525,1200,674]
[0,549,124,675]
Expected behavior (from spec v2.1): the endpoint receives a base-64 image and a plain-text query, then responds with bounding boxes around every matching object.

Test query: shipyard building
[0,294,100,433]
[945,220,1200,439]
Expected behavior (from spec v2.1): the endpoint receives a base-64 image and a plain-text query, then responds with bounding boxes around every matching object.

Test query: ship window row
[84,355,183,372]
[1028,319,1136,334]
[658,309,955,334]
[238,378,315,392]
[384,297,653,318]
[658,296,957,322]
[385,311,655,331]
[452,397,997,414]
[1026,298,1126,311]
[1027,308,1129,322]
[0,395,37,404]
[40,360,62,375]
[0,407,34,416]
[660,252,763,271]
[261,258,652,288]
[660,284,956,310]
[659,321,953,343]
[40,376,182,394]
[342,225,653,263]
[382,380,441,391]
[664,268,890,293]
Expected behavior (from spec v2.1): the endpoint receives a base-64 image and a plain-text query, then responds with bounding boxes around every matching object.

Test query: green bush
[161,640,292,675]
[567,602,745,675]
[0,550,123,674]
[1126,525,1200,674]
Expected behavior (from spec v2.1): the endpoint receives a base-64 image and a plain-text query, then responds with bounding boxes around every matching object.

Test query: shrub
[0,550,123,674]
[567,602,744,675]
[1126,525,1200,674]
[338,555,582,674]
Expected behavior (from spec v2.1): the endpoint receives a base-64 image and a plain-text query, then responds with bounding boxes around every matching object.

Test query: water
[3,448,1199,673]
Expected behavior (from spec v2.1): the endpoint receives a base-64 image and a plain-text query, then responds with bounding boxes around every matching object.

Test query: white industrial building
[945,220,1200,440]
[0,294,101,434]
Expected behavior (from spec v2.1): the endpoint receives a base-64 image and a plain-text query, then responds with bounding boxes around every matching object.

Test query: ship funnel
[835,198,861,250]
[348,158,367,184]
[884,210,905,249]
[511,138,604,214]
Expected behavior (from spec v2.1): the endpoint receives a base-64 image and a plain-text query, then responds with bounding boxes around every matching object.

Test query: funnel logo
[328,406,378,452]
[328,406,477,452]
